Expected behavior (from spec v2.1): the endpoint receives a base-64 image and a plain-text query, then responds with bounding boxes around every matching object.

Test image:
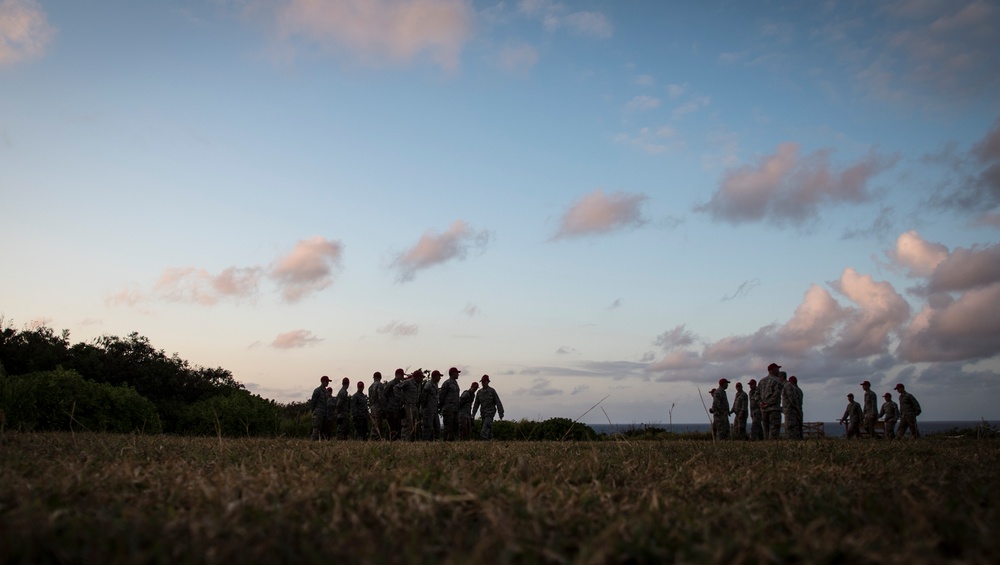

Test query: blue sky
[2,0,999,425]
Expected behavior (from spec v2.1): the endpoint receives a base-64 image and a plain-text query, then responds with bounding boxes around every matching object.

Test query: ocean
[587,421,998,438]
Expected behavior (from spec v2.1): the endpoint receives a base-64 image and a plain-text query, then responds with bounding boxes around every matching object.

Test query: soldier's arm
[497,393,504,419]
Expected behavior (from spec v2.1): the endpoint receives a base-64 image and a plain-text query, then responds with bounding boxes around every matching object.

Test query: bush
[0,367,162,433]
[177,390,280,437]
[485,417,597,441]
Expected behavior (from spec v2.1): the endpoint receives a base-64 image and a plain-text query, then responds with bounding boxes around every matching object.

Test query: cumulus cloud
[886,230,949,277]
[154,266,263,306]
[271,236,344,302]
[262,0,473,69]
[696,143,898,226]
[553,188,648,239]
[518,0,612,38]
[828,268,911,358]
[898,282,1000,362]
[271,329,323,349]
[377,320,419,336]
[390,220,491,282]
[0,0,55,67]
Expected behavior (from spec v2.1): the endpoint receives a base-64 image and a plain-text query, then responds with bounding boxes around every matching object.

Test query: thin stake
[560,394,610,441]
[697,386,716,443]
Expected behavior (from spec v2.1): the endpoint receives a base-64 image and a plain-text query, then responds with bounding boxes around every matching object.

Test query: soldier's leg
[885,418,896,439]
[481,414,494,439]
[311,414,323,441]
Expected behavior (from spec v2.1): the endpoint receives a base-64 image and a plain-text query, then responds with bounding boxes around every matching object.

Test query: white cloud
[271,236,344,302]
[154,266,263,306]
[517,0,612,39]
[262,0,473,69]
[390,220,492,282]
[653,325,696,351]
[271,329,323,349]
[553,188,648,239]
[377,320,420,336]
[672,95,710,119]
[0,0,55,67]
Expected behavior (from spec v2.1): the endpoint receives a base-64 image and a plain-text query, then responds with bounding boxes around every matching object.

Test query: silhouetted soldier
[472,375,504,440]
[758,363,783,439]
[399,369,422,441]
[879,392,899,440]
[895,383,921,439]
[748,379,763,441]
[420,370,442,441]
[840,393,862,439]
[324,387,336,440]
[310,375,331,441]
[384,368,405,440]
[784,376,804,440]
[731,382,748,440]
[369,372,386,440]
[335,377,351,440]
[861,381,878,438]
[458,381,478,440]
[439,367,461,441]
[710,379,731,440]
[352,381,369,440]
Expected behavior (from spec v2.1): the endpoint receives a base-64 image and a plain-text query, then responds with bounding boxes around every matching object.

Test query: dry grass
[1,433,998,564]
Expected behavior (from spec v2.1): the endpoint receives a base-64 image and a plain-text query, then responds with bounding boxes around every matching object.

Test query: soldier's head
[373,371,382,382]
[395,368,405,380]
[767,363,781,376]
[894,383,905,393]
[411,369,424,381]
[326,387,333,396]
[470,382,479,392]
[860,380,871,390]
[357,381,365,391]
[709,388,716,396]
[883,392,892,400]
[847,393,854,400]
[735,382,743,390]
[748,378,757,389]
[718,378,730,390]
[342,377,350,387]
[480,374,491,385]
[448,367,461,379]
[789,376,797,385]
[778,371,787,382]
[430,370,442,383]
[321,375,331,385]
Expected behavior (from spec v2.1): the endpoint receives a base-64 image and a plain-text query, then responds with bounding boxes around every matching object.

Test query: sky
[2,0,999,425]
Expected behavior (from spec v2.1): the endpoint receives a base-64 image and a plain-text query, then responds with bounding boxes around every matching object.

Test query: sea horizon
[587,420,998,438]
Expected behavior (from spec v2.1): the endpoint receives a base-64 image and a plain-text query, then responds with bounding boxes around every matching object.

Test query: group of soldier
[839,381,921,439]
[709,362,803,440]
[309,367,505,442]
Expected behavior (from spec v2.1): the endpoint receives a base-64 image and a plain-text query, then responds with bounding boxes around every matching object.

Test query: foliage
[1,434,998,564]
[936,419,1000,439]
[177,390,280,437]
[0,368,162,433]
[489,417,597,440]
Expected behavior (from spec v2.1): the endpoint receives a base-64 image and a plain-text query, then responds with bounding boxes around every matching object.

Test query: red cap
[320,375,330,382]
[789,376,797,384]
[767,363,781,371]
[860,380,871,387]
[431,370,443,377]
[894,383,904,390]
[719,378,730,385]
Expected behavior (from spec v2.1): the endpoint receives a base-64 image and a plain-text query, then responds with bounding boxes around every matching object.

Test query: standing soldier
[310,375,331,441]
[879,392,899,440]
[784,376,804,440]
[458,381,479,440]
[861,381,878,438]
[384,369,405,440]
[369,372,386,440]
[439,367,461,441]
[324,387,336,440]
[710,379,731,440]
[335,377,351,440]
[420,370,442,441]
[758,363,783,439]
[472,375,504,440]
[399,369,423,441]
[731,382,748,440]
[748,379,764,441]
[895,383,922,439]
[352,381,369,440]
[840,393,862,439]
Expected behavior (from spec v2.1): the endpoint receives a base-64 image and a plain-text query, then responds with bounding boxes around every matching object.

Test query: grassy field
[2,433,998,564]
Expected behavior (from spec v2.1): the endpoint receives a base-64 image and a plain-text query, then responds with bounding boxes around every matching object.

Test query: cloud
[517,0,612,38]
[607,298,621,310]
[556,346,576,355]
[666,83,688,99]
[828,268,911,358]
[898,282,1000,362]
[570,385,589,395]
[886,230,1000,293]
[513,377,562,396]
[927,117,1000,214]
[154,267,263,306]
[263,0,473,69]
[106,287,145,308]
[390,220,491,282]
[672,95,710,119]
[635,74,654,86]
[696,143,898,226]
[613,126,683,155]
[271,329,323,349]
[623,95,660,113]
[841,205,895,240]
[377,320,420,337]
[653,325,696,351]
[497,41,537,73]
[271,236,344,302]
[0,0,56,67]
[462,304,480,317]
[885,230,949,277]
[553,189,648,239]
[721,279,760,301]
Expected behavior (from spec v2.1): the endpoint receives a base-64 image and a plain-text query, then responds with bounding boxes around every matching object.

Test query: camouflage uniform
[731,388,748,440]
[335,384,351,440]
[472,382,504,440]
[841,398,862,439]
[399,376,420,441]
[458,387,476,440]
[862,387,878,438]
[420,378,440,441]
[369,377,386,440]
[896,390,921,439]
[782,381,804,440]
[352,389,369,440]
[879,396,899,440]
[384,375,404,440]
[748,384,764,441]
[439,377,461,441]
[324,389,336,440]
[711,387,731,440]
[310,382,330,441]
[758,371,783,439]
